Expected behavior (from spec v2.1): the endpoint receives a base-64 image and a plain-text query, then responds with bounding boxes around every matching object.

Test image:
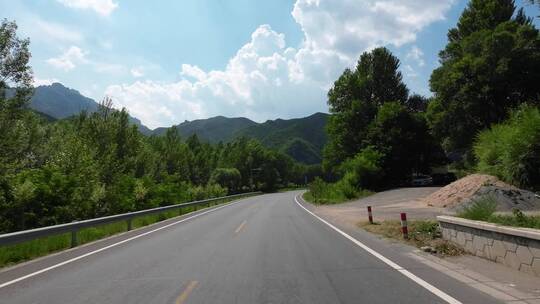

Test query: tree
[429,0,540,152]
[406,94,429,113]
[0,19,34,174]
[210,168,242,193]
[365,102,442,185]
[324,47,408,171]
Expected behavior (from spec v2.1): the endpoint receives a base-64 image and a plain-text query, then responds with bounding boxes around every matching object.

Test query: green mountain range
[24,83,329,164]
[27,83,152,134]
[159,112,329,164]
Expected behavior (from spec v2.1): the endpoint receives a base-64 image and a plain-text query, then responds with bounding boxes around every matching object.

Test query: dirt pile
[424,174,540,212]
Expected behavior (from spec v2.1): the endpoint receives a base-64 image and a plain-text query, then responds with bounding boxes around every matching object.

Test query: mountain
[27,83,152,134]
[235,112,329,164]
[21,82,328,164]
[156,112,329,164]
[153,116,257,142]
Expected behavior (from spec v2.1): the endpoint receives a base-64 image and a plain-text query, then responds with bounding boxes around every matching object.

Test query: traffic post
[367,206,373,224]
[400,213,408,240]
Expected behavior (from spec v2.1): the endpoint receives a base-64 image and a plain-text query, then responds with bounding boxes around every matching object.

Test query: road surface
[0,191,499,303]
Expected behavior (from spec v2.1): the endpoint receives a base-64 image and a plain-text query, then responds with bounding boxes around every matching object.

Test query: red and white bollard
[367,206,373,224]
[400,212,409,240]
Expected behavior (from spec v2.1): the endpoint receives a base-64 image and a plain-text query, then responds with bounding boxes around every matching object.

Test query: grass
[458,195,540,229]
[359,220,464,256]
[0,194,254,268]
[457,196,498,221]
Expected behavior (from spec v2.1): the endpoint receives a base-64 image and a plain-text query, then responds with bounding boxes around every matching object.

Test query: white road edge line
[294,194,462,304]
[0,198,250,289]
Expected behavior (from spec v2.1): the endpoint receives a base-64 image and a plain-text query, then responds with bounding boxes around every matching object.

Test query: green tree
[210,168,242,193]
[0,19,35,174]
[324,47,408,171]
[365,102,442,185]
[429,0,540,152]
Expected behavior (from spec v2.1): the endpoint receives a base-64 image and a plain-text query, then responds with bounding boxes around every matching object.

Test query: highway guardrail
[0,192,260,248]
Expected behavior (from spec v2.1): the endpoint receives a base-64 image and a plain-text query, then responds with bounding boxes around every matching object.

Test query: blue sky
[2,0,539,128]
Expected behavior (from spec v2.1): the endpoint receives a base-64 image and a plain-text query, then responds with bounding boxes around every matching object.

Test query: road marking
[294,194,462,304]
[0,199,250,289]
[234,220,247,234]
[175,280,198,304]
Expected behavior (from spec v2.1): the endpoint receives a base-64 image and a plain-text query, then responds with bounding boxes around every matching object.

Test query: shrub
[340,147,383,190]
[474,105,540,191]
[458,196,497,221]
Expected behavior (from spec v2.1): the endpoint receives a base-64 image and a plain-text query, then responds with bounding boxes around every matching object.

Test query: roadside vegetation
[359,220,463,256]
[304,0,540,204]
[458,196,540,229]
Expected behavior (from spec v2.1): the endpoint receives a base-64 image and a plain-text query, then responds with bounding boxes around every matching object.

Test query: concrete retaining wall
[437,215,540,276]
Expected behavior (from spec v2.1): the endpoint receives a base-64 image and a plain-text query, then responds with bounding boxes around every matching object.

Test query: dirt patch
[424,174,540,212]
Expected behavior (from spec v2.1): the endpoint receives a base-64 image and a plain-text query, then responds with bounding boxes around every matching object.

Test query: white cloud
[406,45,425,66]
[46,46,88,71]
[181,64,206,81]
[130,67,144,78]
[33,19,83,44]
[33,77,60,87]
[105,0,454,128]
[403,64,418,78]
[57,0,118,16]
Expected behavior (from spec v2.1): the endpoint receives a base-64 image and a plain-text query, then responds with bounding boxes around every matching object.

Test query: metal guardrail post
[71,230,78,248]
[127,218,132,231]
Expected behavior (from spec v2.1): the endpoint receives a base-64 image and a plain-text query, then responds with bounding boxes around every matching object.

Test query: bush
[340,147,383,190]
[457,196,497,221]
[305,176,371,204]
[474,105,540,191]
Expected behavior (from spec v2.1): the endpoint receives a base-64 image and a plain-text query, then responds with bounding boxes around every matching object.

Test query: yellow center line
[175,280,199,304]
[235,220,247,234]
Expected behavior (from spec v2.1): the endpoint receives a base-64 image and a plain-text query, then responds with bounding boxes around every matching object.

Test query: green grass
[0,194,255,268]
[457,195,540,229]
[359,220,464,256]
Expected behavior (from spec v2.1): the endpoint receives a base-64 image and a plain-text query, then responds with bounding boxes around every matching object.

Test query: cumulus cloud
[105,0,454,128]
[406,45,425,66]
[46,46,88,71]
[57,0,118,16]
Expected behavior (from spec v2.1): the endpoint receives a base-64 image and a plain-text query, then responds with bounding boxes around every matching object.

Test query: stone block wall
[438,216,540,276]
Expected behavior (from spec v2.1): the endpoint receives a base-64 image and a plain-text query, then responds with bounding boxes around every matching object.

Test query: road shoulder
[297,192,540,304]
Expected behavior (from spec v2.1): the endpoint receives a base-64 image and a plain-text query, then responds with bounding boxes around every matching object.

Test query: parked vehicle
[431,173,457,186]
[411,174,433,186]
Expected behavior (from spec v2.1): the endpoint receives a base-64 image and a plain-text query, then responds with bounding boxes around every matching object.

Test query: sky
[2,0,539,129]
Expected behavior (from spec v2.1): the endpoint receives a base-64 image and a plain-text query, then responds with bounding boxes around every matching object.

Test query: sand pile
[424,174,540,212]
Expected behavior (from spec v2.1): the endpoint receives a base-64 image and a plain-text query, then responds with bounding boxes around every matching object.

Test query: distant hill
[235,112,328,164]
[153,116,257,142]
[27,83,152,134]
[156,112,329,164]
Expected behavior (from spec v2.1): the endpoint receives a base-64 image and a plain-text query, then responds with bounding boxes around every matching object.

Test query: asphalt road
[0,191,499,303]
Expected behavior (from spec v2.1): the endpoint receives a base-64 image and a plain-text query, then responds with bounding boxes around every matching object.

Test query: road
[0,191,499,303]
